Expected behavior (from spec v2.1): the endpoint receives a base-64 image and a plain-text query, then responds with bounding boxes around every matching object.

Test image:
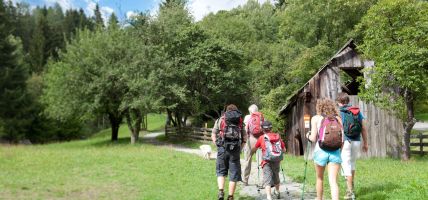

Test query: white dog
[199,144,212,160]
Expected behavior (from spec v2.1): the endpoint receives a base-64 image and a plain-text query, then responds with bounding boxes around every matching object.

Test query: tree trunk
[183,115,188,127]
[141,113,147,131]
[175,112,182,128]
[125,108,143,144]
[402,89,416,161]
[108,112,122,141]
[167,109,176,126]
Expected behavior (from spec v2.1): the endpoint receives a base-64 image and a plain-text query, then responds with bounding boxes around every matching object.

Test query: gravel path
[142,132,316,200]
[413,122,428,131]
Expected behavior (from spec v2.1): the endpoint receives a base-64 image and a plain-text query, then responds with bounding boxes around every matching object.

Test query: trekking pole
[256,149,261,193]
[301,132,312,200]
[280,164,290,197]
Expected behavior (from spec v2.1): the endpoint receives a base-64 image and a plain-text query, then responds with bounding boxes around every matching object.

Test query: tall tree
[278,0,377,48]
[93,3,104,27]
[357,0,428,160]
[108,12,119,29]
[43,28,160,143]
[0,0,31,141]
[28,7,50,74]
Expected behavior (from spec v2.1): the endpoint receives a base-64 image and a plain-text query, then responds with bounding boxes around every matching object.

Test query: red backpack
[262,133,284,162]
[247,112,264,137]
[318,115,343,151]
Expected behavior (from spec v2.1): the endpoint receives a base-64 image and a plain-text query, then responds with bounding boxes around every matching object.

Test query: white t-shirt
[243,115,251,127]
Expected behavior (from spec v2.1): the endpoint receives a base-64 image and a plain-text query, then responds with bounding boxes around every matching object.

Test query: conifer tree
[94,4,104,27]
[108,12,119,29]
[0,0,31,141]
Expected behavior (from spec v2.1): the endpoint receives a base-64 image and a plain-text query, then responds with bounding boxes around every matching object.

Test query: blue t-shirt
[340,104,365,141]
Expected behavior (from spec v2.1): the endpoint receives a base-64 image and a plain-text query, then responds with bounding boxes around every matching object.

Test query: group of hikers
[211,92,368,200]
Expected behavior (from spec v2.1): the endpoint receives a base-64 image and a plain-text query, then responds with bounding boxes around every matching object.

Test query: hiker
[252,121,286,200]
[211,104,247,200]
[242,104,264,186]
[306,99,343,200]
[336,92,368,200]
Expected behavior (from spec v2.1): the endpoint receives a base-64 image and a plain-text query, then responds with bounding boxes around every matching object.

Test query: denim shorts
[216,146,242,182]
[313,144,342,166]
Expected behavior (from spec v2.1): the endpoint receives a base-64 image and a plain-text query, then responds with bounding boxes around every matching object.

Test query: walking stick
[301,132,312,200]
[280,164,290,197]
[256,149,261,193]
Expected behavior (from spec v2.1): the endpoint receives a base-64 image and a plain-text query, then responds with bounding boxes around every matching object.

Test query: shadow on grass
[155,134,214,149]
[90,137,136,147]
[89,132,213,150]
[356,183,399,200]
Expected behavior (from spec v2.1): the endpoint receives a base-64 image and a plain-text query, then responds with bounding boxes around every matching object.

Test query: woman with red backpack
[306,99,343,200]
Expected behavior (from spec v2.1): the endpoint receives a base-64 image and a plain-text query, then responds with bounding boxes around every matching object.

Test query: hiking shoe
[273,189,280,199]
[227,195,234,200]
[344,190,355,200]
[218,190,224,200]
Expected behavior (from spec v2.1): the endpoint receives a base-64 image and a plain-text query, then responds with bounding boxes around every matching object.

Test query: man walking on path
[336,92,369,200]
[212,104,247,200]
[242,104,264,186]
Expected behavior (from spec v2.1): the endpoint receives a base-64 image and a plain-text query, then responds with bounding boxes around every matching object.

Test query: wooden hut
[279,39,403,158]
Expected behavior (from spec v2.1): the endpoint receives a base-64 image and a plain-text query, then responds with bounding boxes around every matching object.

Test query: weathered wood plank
[411,150,427,155]
[410,143,428,146]
[410,134,428,139]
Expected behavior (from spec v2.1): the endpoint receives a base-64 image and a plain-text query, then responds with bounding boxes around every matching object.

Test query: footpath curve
[142,132,316,200]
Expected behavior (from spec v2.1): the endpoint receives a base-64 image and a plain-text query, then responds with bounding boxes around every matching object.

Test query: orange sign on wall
[304,114,311,129]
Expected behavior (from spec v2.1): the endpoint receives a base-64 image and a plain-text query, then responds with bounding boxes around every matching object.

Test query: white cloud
[188,0,273,21]
[101,6,114,20]
[8,0,21,4]
[85,0,114,25]
[85,0,97,16]
[45,0,74,11]
[126,11,138,19]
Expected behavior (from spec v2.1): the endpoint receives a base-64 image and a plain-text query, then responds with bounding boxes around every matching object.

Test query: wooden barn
[279,39,403,158]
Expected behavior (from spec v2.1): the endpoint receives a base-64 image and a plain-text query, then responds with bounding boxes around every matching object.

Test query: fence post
[204,123,208,141]
[165,125,168,139]
[420,132,423,155]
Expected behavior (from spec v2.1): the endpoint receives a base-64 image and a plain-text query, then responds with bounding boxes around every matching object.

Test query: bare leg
[265,185,272,200]
[346,171,354,192]
[229,181,237,196]
[328,163,340,200]
[315,164,325,200]
[274,183,280,192]
[218,176,225,190]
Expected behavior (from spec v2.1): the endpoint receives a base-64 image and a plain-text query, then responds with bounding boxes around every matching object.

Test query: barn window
[339,67,363,95]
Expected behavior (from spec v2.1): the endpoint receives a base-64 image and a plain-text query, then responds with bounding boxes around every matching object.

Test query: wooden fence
[410,132,428,156]
[165,125,213,142]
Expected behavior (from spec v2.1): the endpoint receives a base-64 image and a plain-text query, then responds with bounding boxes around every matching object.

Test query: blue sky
[11,0,273,21]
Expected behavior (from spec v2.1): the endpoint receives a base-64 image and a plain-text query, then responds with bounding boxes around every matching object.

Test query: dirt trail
[142,132,316,200]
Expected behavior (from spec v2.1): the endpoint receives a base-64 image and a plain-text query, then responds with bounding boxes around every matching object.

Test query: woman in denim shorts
[307,99,343,200]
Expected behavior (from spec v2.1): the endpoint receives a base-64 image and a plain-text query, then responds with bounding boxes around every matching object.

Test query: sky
[9,0,273,22]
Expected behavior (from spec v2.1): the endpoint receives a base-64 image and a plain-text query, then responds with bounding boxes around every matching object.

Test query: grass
[415,113,428,122]
[0,114,219,200]
[146,113,166,132]
[282,155,428,200]
[2,111,428,200]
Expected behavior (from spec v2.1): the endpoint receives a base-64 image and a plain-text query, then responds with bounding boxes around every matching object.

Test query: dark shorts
[216,146,242,182]
[263,161,280,187]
